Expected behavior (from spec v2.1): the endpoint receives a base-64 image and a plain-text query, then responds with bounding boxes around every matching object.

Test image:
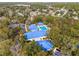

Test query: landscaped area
[0,2,79,56]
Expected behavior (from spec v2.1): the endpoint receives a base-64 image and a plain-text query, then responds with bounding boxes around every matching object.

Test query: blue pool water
[39,26,48,31]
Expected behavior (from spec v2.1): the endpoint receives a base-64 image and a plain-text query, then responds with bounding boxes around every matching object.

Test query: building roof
[36,40,53,51]
[37,22,44,25]
[24,30,47,40]
[19,23,25,29]
[53,48,61,56]
[29,24,38,31]
[8,24,19,29]
[53,51,61,56]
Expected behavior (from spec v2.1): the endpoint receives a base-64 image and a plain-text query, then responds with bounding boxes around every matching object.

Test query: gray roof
[8,23,19,29]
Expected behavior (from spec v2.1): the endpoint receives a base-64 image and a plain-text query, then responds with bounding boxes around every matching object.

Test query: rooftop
[36,40,53,51]
[29,24,38,31]
[24,30,47,40]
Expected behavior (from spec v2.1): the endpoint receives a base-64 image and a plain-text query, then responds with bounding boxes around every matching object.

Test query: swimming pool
[38,25,48,31]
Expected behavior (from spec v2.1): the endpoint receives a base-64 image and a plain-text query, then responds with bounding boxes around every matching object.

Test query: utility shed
[36,40,53,51]
[29,24,38,31]
[24,30,47,41]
